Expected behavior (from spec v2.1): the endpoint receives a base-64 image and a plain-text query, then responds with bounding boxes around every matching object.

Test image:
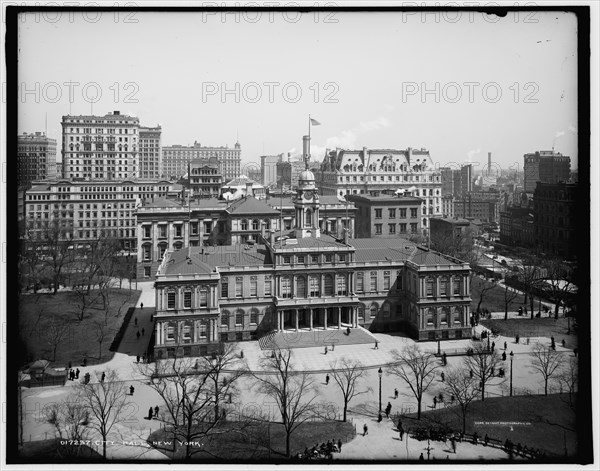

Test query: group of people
[148,405,159,420]
[302,439,342,458]
[67,368,80,381]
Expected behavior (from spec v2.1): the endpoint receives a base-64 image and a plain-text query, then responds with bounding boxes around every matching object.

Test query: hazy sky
[17,9,579,172]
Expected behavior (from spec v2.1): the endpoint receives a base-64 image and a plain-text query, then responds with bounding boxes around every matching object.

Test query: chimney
[246,181,253,197]
[261,221,266,241]
[114,110,120,115]
[269,230,275,245]
[343,228,349,244]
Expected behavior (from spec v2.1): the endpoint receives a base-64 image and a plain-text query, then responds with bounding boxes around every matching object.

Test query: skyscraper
[17,132,57,186]
[523,151,571,193]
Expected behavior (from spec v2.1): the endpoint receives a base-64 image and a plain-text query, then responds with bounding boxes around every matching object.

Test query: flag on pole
[310,118,321,126]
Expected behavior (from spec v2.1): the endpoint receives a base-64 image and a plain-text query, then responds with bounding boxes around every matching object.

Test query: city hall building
[152,171,471,358]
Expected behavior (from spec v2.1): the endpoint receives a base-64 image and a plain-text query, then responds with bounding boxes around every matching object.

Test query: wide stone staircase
[258,325,378,350]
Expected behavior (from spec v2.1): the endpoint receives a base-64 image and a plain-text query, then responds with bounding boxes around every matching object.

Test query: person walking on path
[337,439,342,452]
[502,351,507,361]
[442,352,447,366]
[562,339,566,348]
[491,341,495,351]
[75,368,80,379]
[374,341,379,350]
[129,385,135,395]
[451,435,456,453]
[385,402,392,418]
[326,374,330,385]
[140,302,144,309]
[100,372,105,383]
[440,372,445,382]
[363,424,368,436]
[148,407,153,420]
[136,331,141,340]
[134,317,138,326]
[484,434,489,446]
[136,355,140,363]
[551,336,556,350]
[154,406,159,417]
[504,341,507,350]
[331,343,335,351]
[419,453,424,461]
[433,397,437,409]
[324,346,328,355]
[399,425,404,441]
[394,388,399,399]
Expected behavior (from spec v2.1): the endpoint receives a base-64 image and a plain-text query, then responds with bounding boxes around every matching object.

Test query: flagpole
[307,115,311,169]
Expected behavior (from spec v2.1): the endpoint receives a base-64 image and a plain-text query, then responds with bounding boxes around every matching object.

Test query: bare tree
[92,320,111,360]
[78,369,128,458]
[539,258,575,319]
[252,347,319,458]
[72,283,102,321]
[45,394,91,457]
[529,343,564,396]
[556,356,578,408]
[463,342,502,401]
[503,285,520,320]
[35,219,75,295]
[329,358,371,422]
[388,344,439,419]
[518,259,542,319]
[471,276,497,314]
[439,367,480,433]
[137,348,248,460]
[44,315,70,362]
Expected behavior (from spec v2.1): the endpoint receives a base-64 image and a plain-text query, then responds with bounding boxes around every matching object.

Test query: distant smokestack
[488,152,492,168]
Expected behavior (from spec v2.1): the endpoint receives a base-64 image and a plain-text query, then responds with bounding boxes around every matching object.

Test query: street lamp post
[436,334,441,356]
[378,367,383,417]
[509,351,514,397]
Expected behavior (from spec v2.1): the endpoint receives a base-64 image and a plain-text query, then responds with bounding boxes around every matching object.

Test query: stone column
[277,310,281,331]
[295,309,299,332]
[338,307,342,328]
[309,309,313,330]
[324,308,328,329]
[156,321,161,344]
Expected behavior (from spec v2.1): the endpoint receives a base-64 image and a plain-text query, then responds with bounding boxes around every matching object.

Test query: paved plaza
[20,281,576,461]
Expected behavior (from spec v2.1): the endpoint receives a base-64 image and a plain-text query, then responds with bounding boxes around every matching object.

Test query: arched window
[306,209,312,226]
[453,307,462,324]
[252,219,260,230]
[453,276,461,295]
[241,219,248,230]
[426,277,434,297]
[440,307,449,325]
[337,274,347,296]
[264,219,271,230]
[440,276,448,296]
[221,310,230,328]
[173,241,183,250]
[250,308,259,325]
[296,276,306,298]
[370,303,379,318]
[235,309,244,326]
[309,275,320,297]
[324,274,334,296]
[158,242,168,260]
[281,276,292,298]
[358,304,365,321]
[427,308,435,325]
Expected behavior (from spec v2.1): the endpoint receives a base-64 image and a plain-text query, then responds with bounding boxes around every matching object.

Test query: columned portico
[274,304,361,332]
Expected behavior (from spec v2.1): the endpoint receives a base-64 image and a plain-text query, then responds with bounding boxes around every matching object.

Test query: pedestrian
[142,327,145,336]
[326,374,330,385]
[129,385,134,395]
[331,343,335,351]
[363,424,368,436]
[472,432,478,445]
[491,341,495,351]
[324,346,328,355]
[100,372,105,383]
[337,439,342,452]
[440,372,445,382]
[140,302,144,309]
[136,331,141,339]
[469,369,473,378]
[502,351,506,361]
[551,337,556,350]
[562,339,566,348]
[374,341,378,350]
[142,354,146,363]
[134,317,138,326]
[515,334,520,344]
[399,426,404,441]
[394,388,399,399]
[136,355,140,363]
[385,402,391,418]
[347,327,351,336]
[69,370,73,381]
[84,372,90,384]
[154,406,159,417]
[419,453,425,461]
[484,434,489,446]
[504,341,507,350]
[75,368,80,379]
[433,396,437,408]
[442,352,447,366]
[148,407,153,420]
[451,435,456,453]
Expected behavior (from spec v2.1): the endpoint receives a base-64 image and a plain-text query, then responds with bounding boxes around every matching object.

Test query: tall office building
[17,132,57,187]
[139,126,162,179]
[162,141,241,180]
[260,153,284,187]
[523,151,571,193]
[61,111,140,181]
[440,164,473,199]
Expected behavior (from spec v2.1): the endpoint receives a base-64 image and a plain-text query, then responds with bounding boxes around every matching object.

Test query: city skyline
[17,10,578,172]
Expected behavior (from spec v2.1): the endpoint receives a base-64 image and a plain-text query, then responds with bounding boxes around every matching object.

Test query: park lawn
[148,420,355,461]
[17,289,141,368]
[470,279,527,314]
[17,438,103,462]
[400,394,578,458]
[480,317,576,345]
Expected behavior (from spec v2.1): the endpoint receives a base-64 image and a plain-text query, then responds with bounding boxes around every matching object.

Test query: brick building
[347,194,422,238]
